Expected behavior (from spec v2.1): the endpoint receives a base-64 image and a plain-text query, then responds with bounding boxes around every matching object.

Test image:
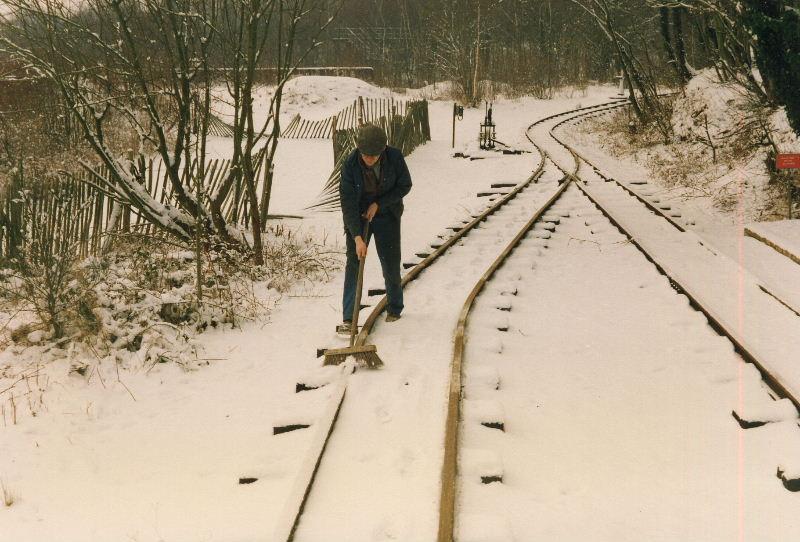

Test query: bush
[2,194,80,338]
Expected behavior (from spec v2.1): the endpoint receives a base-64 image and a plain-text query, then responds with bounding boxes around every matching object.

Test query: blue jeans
[343,213,404,321]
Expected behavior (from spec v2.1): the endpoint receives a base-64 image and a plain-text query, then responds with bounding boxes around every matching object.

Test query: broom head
[323,344,383,369]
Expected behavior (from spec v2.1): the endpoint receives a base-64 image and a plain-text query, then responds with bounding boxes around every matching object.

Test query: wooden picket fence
[306,98,430,213]
[207,113,236,137]
[282,97,412,139]
[0,151,269,262]
[0,92,428,262]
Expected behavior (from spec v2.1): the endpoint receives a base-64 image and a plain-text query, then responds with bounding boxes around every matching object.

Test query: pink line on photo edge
[737,170,745,542]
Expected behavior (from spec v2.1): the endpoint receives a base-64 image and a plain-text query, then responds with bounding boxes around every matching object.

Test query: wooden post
[331,114,339,163]
[260,147,274,231]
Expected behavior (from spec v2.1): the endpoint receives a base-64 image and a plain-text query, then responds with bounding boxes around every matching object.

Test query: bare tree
[213,0,338,265]
[0,0,225,243]
[657,4,692,86]
[571,0,674,140]
[651,0,767,99]
[0,0,337,263]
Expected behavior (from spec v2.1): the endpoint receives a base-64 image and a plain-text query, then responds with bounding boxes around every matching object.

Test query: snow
[463,366,501,399]
[3,73,800,542]
[210,76,395,128]
[460,448,504,480]
[463,399,505,427]
[281,76,393,121]
[734,397,799,426]
[457,514,512,542]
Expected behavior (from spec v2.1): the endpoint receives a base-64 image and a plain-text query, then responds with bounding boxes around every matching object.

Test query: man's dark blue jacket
[339,146,412,239]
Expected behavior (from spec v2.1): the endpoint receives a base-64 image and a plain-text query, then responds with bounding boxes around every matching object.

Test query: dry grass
[1,479,15,507]
[582,108,789,220]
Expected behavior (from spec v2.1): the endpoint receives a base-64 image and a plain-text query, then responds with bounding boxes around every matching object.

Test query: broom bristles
[355,351,383,369]
[323,344,383,369]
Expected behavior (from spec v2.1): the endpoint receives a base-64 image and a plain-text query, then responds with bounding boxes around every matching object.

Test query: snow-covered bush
[671,70,776,157]
[1,221,340,357]
[261,223,340,292]
[0,220,342,424]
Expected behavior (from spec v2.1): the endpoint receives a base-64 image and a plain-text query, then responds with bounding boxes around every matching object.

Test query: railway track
[274,99,623,541]
[441,102,800,540]
[452,181,800,540]
[274,99,800,542]
[544,105,800,407]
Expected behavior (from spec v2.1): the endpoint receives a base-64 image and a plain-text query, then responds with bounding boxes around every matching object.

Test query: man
[338,124,412,333]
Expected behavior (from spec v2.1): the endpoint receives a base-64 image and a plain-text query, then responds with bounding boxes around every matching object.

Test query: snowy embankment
[568,68,799,222]
[0,77,616,541]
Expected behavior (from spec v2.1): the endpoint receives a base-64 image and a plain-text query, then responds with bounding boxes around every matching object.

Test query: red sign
[777,154,800,170]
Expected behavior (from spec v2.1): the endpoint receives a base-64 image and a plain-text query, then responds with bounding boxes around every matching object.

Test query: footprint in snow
[376,405,392,424]
[371,517,400,541]
[393,447,417,476]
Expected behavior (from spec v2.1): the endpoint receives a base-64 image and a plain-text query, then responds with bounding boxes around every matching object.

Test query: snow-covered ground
[0,78,620,541]
[3,74,799,542]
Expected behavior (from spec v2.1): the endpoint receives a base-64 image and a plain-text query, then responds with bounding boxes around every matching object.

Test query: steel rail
[552,108,800,318]
[572,172,800,412]
[549,107,687,233]
[434,102,636,542]
[437,166,572,542]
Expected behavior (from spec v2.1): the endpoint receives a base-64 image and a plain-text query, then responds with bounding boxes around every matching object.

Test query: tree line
[314,0,799,135]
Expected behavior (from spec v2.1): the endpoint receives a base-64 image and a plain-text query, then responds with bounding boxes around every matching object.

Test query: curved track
[274,101,622,542]
[552,106,800,319]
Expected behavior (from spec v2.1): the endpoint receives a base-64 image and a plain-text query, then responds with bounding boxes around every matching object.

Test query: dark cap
[356,124,387,156]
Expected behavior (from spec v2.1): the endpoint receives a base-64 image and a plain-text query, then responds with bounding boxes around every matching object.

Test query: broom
[323,222,384,369]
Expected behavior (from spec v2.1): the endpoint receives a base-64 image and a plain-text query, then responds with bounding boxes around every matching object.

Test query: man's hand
[362,202,379,222]
[355,236,368,260]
